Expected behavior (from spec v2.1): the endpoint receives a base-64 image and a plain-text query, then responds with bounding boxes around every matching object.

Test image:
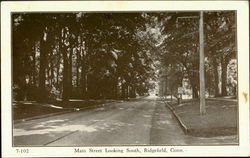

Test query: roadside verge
[163,98,238,138]
[13,99,118,123]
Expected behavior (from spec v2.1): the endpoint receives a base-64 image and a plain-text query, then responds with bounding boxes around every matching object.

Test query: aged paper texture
[1,1,249,157]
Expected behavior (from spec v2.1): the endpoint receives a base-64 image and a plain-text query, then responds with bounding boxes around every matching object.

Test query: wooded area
[12,12,237,102]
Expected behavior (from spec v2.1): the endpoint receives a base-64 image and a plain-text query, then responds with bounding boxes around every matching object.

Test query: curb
[163,100,238,137]
[163,100,189,135]
[14,110,73,124]
[14,100,120,124]
[207,98,237,102]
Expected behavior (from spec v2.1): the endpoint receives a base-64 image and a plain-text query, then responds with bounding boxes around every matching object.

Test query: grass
[13,99,116,120]
[168,98,238,137]
[13,102,69,120]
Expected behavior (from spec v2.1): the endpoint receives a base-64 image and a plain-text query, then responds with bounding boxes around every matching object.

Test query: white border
[1,1,249,157]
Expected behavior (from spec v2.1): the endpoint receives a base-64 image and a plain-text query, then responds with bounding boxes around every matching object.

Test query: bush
[27,86,48,101]
[70,88,82,99]
[48,86,61,100]
[13,84,23,101]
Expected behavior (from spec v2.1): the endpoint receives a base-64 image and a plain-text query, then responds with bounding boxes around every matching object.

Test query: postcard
[1,1,249,157]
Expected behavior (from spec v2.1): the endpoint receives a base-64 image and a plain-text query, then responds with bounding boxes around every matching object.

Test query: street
[13,96,237,146]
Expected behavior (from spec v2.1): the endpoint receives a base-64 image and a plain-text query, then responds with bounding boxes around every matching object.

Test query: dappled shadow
[14,119,96,137]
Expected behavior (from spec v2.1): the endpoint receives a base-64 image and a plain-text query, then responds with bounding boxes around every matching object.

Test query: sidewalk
[164,98,238,137]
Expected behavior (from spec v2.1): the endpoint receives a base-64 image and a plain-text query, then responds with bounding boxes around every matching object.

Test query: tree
[157,12,200,98]
[204,11,236,96]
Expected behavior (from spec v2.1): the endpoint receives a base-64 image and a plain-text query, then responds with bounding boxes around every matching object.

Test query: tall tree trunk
[192,85,199,99]
[50,49,54,86]
[62,45,69,101]
[39,34,47,101]
[76,49,80,88]
[121,82,126,100]
[213,58,219,97]
[46,63,50,86]
[32,44,36,86]
[68,48,73,98]
[189,74,199,99]
[56,42,61,90]
[113,78,118,99]
[81,47,87,99]
[126,84,129,100]
[56,53,60,89]
[84,36,91,100]
[130,84,136,98]
[221,57,228,96]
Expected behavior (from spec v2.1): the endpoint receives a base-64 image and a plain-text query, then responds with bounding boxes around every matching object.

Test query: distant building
[158,65,192,99]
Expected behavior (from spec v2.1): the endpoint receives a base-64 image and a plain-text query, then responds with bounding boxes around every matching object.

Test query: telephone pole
[199,11,206,115]
[176,12,206,115]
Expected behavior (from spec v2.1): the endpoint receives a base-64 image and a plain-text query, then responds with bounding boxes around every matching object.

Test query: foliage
[13,13,157,101]
[156,11,237,98]
[12,11,237,101]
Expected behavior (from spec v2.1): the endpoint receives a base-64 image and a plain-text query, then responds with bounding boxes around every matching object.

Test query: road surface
[13,96,238,146]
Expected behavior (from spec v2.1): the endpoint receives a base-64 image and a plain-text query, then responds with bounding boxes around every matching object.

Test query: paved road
[14,96,237,146]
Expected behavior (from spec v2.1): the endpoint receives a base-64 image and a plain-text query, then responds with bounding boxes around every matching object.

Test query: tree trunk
[56,36,61,91]
[56,53,60,89]
[221,57,228,96]
[130,84,136,98]
[76,49,80,88]
[68,48,73,98]
[113,78,118,99]
[50,49,54,86]
[192,85,199,99]
[32,44,36,86]
[81,47,87,99]
[62,45,69,101]
[121,82,126,100]
[39,34,47,101]
[126,84,129,100]
[46,63,50,86]
[213,58,219,97]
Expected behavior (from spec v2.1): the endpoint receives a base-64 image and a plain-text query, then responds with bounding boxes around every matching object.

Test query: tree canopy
[12,11,237,101]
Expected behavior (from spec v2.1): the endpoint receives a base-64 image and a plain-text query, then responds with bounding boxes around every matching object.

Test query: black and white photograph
[1,1,249,157]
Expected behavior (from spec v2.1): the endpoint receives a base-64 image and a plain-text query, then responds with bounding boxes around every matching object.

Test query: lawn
[13,99,116,120]
[13,102,69,120]
[167,98,238,137]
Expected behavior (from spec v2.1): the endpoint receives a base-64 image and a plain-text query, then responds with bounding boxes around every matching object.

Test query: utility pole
[199,11,206,115]
[176,12,206,115]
